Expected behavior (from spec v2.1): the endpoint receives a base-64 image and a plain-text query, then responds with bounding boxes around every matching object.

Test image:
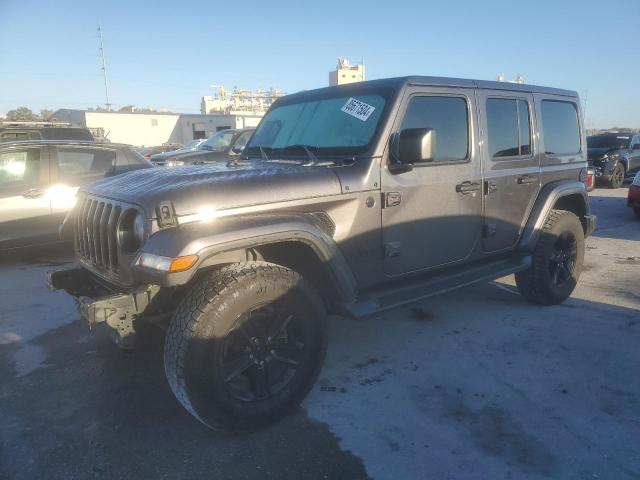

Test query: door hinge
[482,224,497,237]
[484,181,498,195]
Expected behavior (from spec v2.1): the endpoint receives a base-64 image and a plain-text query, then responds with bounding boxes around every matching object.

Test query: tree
[40,109,54,121]
[5,107,39,121]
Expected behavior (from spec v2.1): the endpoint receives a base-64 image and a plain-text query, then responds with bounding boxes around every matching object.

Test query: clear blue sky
[1,0,638,129]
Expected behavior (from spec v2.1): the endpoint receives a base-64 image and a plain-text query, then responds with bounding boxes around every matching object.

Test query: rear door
[381,87,483,275]
[478,91,540,252]
[0,145,52,248]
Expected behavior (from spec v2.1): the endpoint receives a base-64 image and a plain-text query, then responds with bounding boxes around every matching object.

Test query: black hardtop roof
[588,132,638,137]
[283,75,578,102]
[0,139,132,149]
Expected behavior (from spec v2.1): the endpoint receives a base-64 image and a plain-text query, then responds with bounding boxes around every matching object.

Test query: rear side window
[0,148,41,186]
[0,131,41,142]
[400,96,469,162]
[541,100,580,155]
[486,99,531,158]
[56,148,115,177]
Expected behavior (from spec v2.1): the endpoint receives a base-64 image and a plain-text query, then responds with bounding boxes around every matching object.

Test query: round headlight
[133,212,145,243]
[118,209,145,253]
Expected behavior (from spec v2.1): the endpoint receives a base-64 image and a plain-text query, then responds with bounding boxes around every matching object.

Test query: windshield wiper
[259,146,270,161]
[281,144,320,165]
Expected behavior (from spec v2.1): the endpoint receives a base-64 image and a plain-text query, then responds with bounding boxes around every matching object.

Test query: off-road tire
[608,163,625,189]
[515,210,584,305]
[164,262,327,431]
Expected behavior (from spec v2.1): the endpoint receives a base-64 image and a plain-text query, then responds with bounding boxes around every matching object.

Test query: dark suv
[50,76,595,431]
[0,122,94,143]
[587,132,640,188]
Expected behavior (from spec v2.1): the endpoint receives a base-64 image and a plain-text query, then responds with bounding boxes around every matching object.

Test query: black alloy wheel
[221,305,307,403]
[548,231,578,289]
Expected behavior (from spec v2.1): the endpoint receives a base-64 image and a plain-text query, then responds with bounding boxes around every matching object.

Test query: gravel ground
[1,187,638,480]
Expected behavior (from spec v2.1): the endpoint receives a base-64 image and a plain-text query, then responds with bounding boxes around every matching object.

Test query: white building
[50,109,263,146]
[329,57,365,86]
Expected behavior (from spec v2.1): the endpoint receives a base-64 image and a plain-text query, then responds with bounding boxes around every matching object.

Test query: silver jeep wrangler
[50,76,596,430]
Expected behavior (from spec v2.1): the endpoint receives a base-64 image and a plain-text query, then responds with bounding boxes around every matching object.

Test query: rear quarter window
[541,100,580,155]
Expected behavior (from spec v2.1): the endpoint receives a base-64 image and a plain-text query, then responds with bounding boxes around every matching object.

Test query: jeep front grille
[76,197,122,272]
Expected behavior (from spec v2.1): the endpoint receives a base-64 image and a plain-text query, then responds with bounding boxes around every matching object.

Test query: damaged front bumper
[48,267,160,348]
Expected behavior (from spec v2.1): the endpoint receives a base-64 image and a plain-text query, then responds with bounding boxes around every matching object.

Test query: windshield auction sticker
[341,97,376,121]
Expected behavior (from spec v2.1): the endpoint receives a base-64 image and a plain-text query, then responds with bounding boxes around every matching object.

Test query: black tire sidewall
[180,265,327,430]
[610,164,625,188]
[533,212,585,303]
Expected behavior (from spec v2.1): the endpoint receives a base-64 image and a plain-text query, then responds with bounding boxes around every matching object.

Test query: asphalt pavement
[1,188,638,480]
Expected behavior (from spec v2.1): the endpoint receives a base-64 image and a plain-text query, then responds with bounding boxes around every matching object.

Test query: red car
[628,171,640,219]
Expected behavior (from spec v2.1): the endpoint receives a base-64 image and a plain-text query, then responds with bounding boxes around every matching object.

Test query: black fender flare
[519,180,595,251]
[131,213,358,303]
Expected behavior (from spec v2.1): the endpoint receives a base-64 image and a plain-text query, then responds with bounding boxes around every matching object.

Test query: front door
[0,145,51,249]
[381,88,482,275]
[479,91,540,252]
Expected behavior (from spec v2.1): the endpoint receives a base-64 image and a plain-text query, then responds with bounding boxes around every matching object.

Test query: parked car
[50,76,595,431]
[137,144,183,160]
[587,132,640,188]
[628,171,640,219]
[0,140,151,251]
[0,122,94,143]
[150,128,254,166]
[149,139,207,164]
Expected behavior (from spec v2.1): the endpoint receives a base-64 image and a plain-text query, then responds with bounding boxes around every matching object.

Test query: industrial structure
[201,85,284,115]
[329,57,365,86]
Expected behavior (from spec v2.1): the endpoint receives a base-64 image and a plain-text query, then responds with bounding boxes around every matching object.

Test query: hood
[83,160,343,218]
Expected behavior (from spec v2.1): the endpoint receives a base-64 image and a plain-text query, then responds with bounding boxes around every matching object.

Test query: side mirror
[231,144,245,154]
[392,128,436,166]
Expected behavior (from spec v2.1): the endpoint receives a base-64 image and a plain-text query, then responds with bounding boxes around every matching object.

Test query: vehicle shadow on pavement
[0,319,370,480]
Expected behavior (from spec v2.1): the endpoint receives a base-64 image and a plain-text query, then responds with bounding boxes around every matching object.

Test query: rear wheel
[164,262,327,430]
[515,210,584,305]
[608,163,625,188]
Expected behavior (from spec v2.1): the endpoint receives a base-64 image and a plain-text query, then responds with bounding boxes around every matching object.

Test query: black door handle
[456,181,481,194]
[517,175,538,185]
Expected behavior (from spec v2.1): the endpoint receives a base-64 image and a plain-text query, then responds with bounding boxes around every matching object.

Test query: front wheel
[515,210,585,305]
[164,262,327,431]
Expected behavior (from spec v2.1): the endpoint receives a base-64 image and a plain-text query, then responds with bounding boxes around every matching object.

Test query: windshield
[587,135,630,149]
[246,92,388,157]
[200,130,235,151]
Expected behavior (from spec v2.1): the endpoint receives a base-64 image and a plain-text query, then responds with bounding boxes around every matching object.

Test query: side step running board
[342,255,531,319]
